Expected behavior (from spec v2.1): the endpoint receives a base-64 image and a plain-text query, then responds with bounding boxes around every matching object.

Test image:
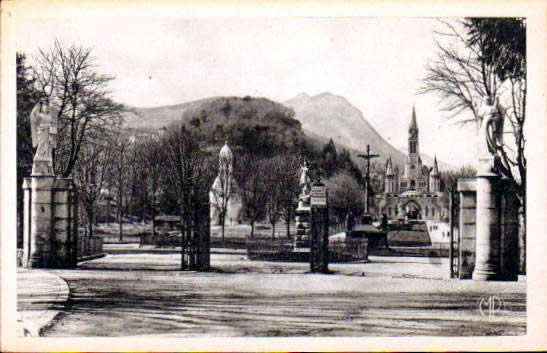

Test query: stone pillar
[52,178,76,268]
[27,176,55,268]
[472,174,501,280]
[457,178,477,279]
[22,176,76,269]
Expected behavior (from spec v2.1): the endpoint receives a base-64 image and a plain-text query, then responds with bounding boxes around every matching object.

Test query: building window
[425,206,428,216]
[388,207,391,216]
[432,208,435,217]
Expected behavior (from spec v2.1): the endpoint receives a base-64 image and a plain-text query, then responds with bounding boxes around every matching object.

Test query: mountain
[284,92,453,171]
[284,92,406,166]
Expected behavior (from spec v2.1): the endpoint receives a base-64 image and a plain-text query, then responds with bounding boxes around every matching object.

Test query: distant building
[376,107,449,222]
[209,142,243,225]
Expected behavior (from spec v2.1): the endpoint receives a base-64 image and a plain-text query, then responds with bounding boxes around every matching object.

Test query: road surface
[42,253,526,337]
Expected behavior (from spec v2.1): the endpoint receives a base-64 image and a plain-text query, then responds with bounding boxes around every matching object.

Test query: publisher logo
[478,295,505,320]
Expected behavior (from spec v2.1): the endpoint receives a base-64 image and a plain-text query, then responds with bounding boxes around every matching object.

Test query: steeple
[385,157,393,176]
[431,155,439,176]
[429,155,441,192]
[409,105,418,131]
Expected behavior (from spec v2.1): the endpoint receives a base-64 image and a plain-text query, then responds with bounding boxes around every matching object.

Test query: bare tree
[75,139,113,238]
[324,172,366,223]
[135,134,164,238]
[32,40,124,178]
[264,156,284,239]
[233,152,268,238]
[418,19,526,272]
[162,124,211,269]
[278,154,301,238]
[107,132,131,241]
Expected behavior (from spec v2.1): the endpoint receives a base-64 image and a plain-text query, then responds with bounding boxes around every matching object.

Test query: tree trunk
[87,204,95,238]
[286,208,291,238]
[518,205,526,275]
[221,211,225,245]
[118,193,123,242]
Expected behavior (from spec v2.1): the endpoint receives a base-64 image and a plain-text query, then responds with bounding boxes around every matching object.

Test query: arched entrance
[403,200,421,220]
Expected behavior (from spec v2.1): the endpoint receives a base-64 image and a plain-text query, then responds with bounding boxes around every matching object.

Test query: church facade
[376,108,449,222]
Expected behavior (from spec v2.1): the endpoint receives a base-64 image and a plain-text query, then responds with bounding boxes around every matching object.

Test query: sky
[15,13,479,167]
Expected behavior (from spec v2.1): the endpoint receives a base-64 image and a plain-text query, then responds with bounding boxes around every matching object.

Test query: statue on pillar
[476,96,505,175]
[299,160,311,200]
[30,100,58,176]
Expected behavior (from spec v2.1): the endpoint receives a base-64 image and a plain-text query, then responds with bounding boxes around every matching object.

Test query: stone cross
[358,144,380,214]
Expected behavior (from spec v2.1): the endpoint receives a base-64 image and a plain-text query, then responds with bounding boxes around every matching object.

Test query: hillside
[122,96,310,156]
[285,92,453,171]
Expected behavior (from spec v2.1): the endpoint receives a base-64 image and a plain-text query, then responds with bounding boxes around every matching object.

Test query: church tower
[408,106,419,165]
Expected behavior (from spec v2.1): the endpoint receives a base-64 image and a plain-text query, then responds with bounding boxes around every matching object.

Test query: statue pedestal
[22,176,77,268]
[472,174,501,281]
[456,174,518,281]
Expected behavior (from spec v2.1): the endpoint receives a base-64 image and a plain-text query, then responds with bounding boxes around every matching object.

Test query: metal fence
[77,235,103,260]
[246,238,368,263]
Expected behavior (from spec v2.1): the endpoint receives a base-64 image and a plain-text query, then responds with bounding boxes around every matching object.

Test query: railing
[329,239,368,262]
[246,238,368,263]
[77,235,103,260]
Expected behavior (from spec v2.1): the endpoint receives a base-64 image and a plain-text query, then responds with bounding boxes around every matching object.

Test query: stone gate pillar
[473,174,501,280]
[22,176,76,269]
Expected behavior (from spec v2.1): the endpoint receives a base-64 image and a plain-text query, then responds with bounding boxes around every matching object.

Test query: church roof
[409,106,418,131]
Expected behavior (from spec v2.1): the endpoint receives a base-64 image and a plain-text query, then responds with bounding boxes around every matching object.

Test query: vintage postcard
[1,0,546,351]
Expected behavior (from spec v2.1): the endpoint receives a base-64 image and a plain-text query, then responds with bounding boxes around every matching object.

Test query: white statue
[30,100,58,175]
[476,96,505,174]
[477,96,504,157]
[299,160,310,186]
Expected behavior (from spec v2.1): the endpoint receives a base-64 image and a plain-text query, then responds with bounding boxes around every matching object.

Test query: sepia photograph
[1,0,546,351]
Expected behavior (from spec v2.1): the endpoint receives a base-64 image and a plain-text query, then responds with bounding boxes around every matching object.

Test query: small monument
[22,100,78,268]
[293,161,312,249]
[209,141,243,226]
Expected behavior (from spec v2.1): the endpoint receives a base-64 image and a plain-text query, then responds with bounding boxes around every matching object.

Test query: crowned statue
[30,100,58,176]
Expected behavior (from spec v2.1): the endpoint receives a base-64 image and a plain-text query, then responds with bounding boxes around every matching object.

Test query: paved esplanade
[40,254,525,337]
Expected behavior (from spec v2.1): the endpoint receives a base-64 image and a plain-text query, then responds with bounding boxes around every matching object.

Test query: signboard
[310,185,327,207]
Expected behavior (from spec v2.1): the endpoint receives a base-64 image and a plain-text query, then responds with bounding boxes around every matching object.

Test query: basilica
[376,108,449,222]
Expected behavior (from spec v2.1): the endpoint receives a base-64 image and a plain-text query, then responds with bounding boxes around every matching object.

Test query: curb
[17,270,70,336]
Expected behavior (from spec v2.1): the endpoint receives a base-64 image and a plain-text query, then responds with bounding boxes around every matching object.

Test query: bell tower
[408,106,419,163]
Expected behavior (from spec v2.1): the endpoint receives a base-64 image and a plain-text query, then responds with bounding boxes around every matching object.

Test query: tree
[74,139,113,239]
[107,133,131,241]
[278,154,301,238]
[31,40,124,178]
[135,134,164,238]
[263,156,285,239]
[16,53,39,248]
[419,18,526,273]
[162,124,211,269]
[233,152,268,238]
[324,172,366,223]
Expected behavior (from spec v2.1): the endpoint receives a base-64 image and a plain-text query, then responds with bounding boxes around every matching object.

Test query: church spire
[431,155,439,176]
[409,105,418,131]
[386,156,393,176]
